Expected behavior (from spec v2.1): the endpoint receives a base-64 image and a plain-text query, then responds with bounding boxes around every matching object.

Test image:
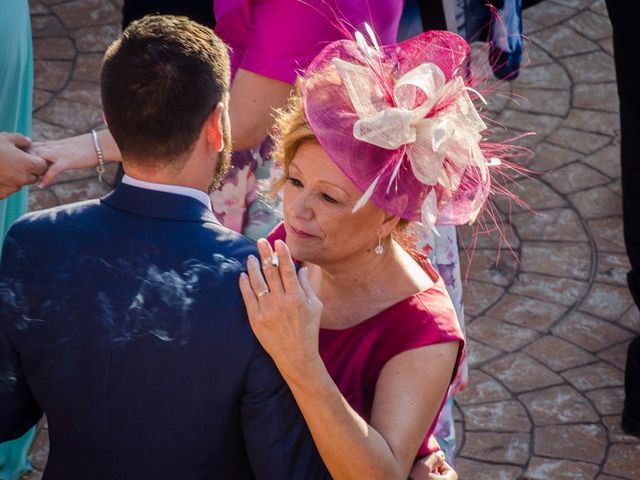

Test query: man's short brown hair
[101,15,230,165]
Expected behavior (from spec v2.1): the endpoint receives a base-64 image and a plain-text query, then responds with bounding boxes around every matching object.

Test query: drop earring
[374,236,384,255]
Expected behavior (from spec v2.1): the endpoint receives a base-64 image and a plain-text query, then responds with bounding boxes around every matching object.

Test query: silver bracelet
[90,129,105,183]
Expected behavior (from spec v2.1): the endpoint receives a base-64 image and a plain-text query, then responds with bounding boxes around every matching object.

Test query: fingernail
[38,182,44,189]
[248,255,257,265]
[240,272,247,280]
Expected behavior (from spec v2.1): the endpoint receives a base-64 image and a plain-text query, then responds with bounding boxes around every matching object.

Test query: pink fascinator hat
[302,28,509,233]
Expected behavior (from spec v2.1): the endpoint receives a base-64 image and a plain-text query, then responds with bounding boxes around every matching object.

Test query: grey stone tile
[525,335,597,372]
[460,431,530,465]
[524,457,600,479]
[561,51,616,83]
[520,385,599,424]
[456,458,523,480]
[546,127,612,155]
[542,162,609,194]
[531,25,599,58]
[456,370,511,405]
[578,282,635,321]
[484,353,564,393]
[467,317,539,353]
[568,9,613,40]
[569,186,622,219]
[583,145,621,179]
[511,208,588,242]
[520,241,591,280]
[552,311,633,352]
[510,272,589,306]
[573,82,619,112]
[534,424,607,463]
[461,400,531,432]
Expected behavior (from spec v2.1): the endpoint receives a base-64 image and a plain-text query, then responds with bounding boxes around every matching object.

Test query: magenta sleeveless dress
[267,223,464,458]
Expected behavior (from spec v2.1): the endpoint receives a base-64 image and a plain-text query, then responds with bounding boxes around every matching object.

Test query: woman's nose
[290,190,313,220]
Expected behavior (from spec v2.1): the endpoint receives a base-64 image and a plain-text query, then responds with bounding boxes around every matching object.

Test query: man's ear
[204,102,224,152]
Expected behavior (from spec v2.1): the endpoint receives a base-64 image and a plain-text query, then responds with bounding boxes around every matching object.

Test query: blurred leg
[605,0,640,436]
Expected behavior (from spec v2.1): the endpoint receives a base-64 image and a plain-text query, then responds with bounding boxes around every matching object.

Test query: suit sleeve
[241,344,331,480]
[0,228,43,442]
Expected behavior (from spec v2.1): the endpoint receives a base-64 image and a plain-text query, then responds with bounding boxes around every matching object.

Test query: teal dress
[0,1,36,479]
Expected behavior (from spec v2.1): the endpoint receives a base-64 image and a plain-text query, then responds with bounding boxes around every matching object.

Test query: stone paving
[20,0,640,478]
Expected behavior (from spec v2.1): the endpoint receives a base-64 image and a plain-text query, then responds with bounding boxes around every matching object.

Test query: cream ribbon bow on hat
[333,56,491,231]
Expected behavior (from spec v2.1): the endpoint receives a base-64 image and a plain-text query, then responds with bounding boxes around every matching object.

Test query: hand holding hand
[29,132,97,188]
[0,132,48,199]
[30,129,122,188]
[410,451,458,480]
[239,238,323,380]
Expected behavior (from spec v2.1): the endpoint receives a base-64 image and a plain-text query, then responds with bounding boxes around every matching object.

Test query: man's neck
[123,161,208,194]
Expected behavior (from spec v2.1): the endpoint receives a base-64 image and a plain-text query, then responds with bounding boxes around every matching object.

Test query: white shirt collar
[122,174,214,213]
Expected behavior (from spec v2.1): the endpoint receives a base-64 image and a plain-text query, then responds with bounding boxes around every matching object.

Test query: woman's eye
[288,177,303,188]
[322,193,338,204]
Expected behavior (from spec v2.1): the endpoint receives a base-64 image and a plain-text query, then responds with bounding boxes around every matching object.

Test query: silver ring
[270,254,280,269]
[256,289,269,299]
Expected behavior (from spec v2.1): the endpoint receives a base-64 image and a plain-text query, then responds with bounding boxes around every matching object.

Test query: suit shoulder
[9,199,101,235]
[206,223,259,260]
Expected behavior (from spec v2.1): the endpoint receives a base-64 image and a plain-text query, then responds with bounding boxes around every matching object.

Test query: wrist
[278,352,326,390]
[90,129,105,182]
[96,128,122,163]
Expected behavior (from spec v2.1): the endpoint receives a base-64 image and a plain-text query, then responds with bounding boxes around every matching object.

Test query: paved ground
[21,0,640,478]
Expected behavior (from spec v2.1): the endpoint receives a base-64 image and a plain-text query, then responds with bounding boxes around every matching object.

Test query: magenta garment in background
[214,0,403,83]
[267,223,464,458]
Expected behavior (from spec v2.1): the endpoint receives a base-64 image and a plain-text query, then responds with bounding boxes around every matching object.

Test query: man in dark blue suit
[0,15,329,479]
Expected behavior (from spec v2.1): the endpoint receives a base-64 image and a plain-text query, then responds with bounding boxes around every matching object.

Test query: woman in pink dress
[31,0,403,241]
[239,29,504,479]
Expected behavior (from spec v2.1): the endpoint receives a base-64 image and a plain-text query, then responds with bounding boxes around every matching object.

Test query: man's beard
[207,115,233,193]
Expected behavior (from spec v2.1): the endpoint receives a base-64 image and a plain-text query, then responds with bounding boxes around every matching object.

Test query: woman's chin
[286,239,321,265]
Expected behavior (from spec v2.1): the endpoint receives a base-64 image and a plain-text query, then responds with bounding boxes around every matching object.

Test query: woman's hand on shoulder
[239,238,323,381]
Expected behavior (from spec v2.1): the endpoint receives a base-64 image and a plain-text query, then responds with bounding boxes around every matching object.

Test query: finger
[246,254,270,300]
[239,272,259,319]
[22,173,40,186]
[0,185,19,200]
[25,154,49,176]
[3,132,32,149]
[38,161,64,188]
[298,267,320,307]
[274,240,302,294]
[256,238,284,295]
[421,451,445,472]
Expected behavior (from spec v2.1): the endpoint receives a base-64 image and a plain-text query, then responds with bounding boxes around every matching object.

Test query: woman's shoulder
[388,280,463,344]
[376,251,464,349]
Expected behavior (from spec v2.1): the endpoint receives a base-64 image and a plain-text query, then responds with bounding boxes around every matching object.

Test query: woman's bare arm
[239,238,459,480]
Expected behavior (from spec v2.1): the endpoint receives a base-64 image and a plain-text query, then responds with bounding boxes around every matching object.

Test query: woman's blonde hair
[270,82,317,191]
[270,83,411,234]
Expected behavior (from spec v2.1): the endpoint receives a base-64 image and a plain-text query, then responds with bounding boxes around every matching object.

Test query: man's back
[0,185,328,479]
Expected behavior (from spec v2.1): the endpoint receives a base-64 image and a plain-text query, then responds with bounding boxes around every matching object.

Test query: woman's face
[282,142,385,266]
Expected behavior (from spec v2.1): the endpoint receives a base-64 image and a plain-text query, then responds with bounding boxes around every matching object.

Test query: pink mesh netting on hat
[301,30,517,229]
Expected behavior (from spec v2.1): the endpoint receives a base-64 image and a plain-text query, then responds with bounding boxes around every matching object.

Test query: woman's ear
[379,193,408,236]
[380,211,402,238]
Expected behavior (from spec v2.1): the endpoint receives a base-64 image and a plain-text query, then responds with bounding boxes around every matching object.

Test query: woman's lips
[290,225,316,239]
